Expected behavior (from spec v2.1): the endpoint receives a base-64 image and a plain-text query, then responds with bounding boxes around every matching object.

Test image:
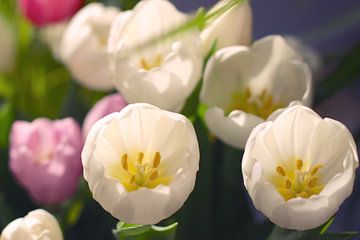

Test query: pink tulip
[19,0,83,27]
[82,93,127,139]
[9,118,83,205]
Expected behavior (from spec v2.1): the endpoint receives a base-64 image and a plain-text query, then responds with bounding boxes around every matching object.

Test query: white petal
[60,3,120,90]
[201,0,252,54]
[205,106,263,149]
[201,46,252,109]
[271,60,313,106]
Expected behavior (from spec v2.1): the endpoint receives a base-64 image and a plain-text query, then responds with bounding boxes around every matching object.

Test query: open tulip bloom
[200,35,312,149]
[242,106,359,230]
[108,0,203,112]
[82,103,200,224]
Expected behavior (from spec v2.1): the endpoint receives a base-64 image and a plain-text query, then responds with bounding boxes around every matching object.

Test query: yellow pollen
[272,159,324,201]
[296,159,303,170]
[130,175,135,184]
[227,87,286,119]
[153,152,161,168]
[110,151,172,192]
[308,177,318,188]
[276,166,286,176]
[310,164,322,176]
[285,179,292,189]
[149,171,158,181]
[121,154,128,171]
[137,152,144,164]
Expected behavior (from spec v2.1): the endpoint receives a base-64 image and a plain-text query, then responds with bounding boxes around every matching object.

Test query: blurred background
[0,0,359,239]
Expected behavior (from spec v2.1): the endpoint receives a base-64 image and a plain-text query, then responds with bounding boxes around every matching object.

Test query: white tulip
[0,15,16,73]
[82,103,199,224]
[201,0,252,55]
[1,209,63,240]
[200,35,312,149]
[41,21,68,60]
[242,106,359,230]
[60,3,120,90]
[108,0,203,112]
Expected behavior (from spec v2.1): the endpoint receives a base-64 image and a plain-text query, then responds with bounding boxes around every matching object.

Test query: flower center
[227,87,285,119]
[111,151,172,192]
[139,54,163,70]
[272,159,324,201]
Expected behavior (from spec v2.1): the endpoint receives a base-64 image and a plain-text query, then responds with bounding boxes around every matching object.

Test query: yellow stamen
[271,159,324,201]
[285,179,292,189]
[310,164,323,176]
[227,88,285,119]
[149,171,158,181]
[276,166,286,176]
[296,159,303,170]
[308,177,318,188]
[137,152,144,164]
[153,152,161,168]
[121,154,128,171]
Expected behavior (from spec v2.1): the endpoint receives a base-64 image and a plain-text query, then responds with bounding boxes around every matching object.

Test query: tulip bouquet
[0,0,359,239]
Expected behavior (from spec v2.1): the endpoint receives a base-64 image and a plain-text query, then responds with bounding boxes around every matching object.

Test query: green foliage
[0,102,13,147]
[113,222,178,240]
[267,218,358,240]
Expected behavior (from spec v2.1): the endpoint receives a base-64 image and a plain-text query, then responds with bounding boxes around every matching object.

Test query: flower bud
[1,209,63,240]
[18,0,82,27]
[201,0,252,55]
[9,118,83,205]
[82,93,127,139]
[60,3,120,90]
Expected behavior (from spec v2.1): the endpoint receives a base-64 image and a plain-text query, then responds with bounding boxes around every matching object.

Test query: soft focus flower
[60,3,120,90]
[200,35,312,149]
[242,106,358,230]
[82,93,127,139]
[18,0,83,27]
[201,0,252,55]
[40,21,68,59]
[108,0,203,111]
[286,36,323,81]
[82,103,199,224]
[9,118,82,205]
[0,15,16,73]
[0,209,63,240]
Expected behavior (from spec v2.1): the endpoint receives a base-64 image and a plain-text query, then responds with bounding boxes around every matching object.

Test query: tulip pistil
[110,151,172,192]
[227,88,285,119]
[272,159,324,201]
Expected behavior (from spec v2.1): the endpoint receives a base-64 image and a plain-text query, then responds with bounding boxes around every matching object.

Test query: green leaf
[0,102,14,147]
[315,40,360,104]
[113,222,178,240]
[319,232,358,240]
[266,218,334,240]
